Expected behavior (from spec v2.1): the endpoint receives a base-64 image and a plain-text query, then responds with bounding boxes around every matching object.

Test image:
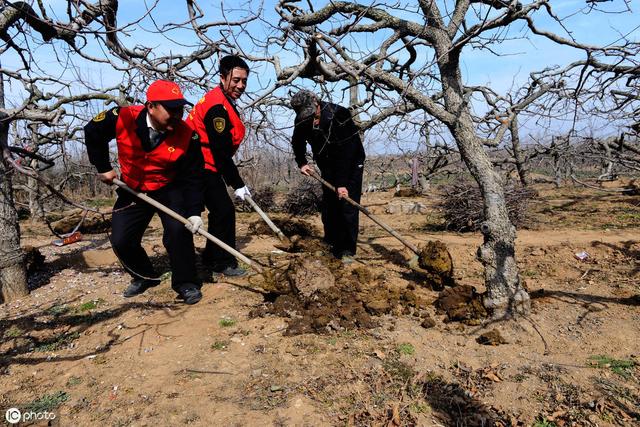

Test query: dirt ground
[1,181,639,426]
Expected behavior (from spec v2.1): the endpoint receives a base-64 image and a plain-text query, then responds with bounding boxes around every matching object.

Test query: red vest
[186,86,245,172]
[116,105,192,192]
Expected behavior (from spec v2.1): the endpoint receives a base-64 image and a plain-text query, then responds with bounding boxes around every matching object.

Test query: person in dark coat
[290,90,366,261]
[84,80,205,304]
[186,55,250,277]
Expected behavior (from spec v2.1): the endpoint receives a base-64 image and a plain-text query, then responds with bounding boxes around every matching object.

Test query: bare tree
[273,0,638,317]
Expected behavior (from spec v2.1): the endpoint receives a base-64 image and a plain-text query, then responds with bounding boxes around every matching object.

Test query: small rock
[476,329,508,346]
[421,316,437,329]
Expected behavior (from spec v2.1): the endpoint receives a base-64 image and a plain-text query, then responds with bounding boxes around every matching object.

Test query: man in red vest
[186,55,250,277]
[84,80,205,304]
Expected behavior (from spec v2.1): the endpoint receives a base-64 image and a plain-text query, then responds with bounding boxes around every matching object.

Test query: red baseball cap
[146,80,193,108]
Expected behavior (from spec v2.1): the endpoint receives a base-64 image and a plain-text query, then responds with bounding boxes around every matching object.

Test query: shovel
[244,195,293,250]
[113,178,264,274]
[308,171,420,256]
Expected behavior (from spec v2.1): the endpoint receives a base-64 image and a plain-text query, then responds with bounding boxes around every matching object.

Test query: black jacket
[201,92,244,189]
[84,107,204,216]
[291,101,365,187]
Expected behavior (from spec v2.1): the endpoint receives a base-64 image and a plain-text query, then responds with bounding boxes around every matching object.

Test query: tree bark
[411,158,419,189]
[0,164,28,304]
[597,138,615,181]
[551,136,563,188]
[0,72,29,303]
[510,114,529,187]
[435,38,529,317]
[450,117,530,317]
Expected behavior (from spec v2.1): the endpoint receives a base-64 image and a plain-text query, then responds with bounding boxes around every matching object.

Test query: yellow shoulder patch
[213,117,226,133]
[93,111,107,122]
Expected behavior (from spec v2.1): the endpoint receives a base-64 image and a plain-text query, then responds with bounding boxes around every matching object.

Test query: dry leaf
[483,371,502,382]
[388,404,401,426]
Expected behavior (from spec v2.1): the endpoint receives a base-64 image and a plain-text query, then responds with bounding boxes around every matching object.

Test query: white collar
[146,112,162,132]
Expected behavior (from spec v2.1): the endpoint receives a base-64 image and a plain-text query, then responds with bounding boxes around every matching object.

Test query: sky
[2,0,639,155]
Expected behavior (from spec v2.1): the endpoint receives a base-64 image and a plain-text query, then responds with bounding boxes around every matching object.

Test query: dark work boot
[176,285,202,305]
[212,265,246,278]
[219,265,247,277]
[123,278,161,298]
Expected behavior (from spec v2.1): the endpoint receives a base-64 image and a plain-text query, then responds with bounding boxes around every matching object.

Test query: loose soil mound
[416,240,455,289]
[435,285,487,324]
[248,217,318,238]
[250,253,433,335]
[394,187,421,197]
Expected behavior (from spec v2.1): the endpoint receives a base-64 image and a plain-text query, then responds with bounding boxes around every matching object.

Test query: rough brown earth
[1,181,639,426]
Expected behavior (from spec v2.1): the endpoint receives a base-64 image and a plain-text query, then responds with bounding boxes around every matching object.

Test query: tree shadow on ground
[0,299,180,370]
[421,375,512,426]
[530,289,640,325]
[28,237,173,292]
[592,377,640,423]
[419,222,449,232]
[531,289,640,307]
[344,354,513,426]
[540,192,621,212]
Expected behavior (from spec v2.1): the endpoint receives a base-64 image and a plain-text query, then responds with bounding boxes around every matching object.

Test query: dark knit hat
[290,90,317,120]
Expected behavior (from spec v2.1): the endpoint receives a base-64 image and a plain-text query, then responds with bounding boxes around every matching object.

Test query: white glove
[234,186,251,201]
[185,215,203,234]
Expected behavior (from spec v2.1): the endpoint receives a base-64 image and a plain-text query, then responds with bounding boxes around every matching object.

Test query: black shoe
[213,265,247,277]
[177,286,202,305]
[123,278,161,298]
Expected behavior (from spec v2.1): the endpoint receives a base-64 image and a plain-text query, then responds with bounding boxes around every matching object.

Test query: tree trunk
[418,175,429,195]
[509,115,529,187]
[597,138,615,181]
[28,125,45,222]
[551,137,563,188]
[437,40,529,317]
[0,165,28,303]
[28,171,44,222]
[411,158,419,189]
[0,71,29,303]
[451,118,530,317]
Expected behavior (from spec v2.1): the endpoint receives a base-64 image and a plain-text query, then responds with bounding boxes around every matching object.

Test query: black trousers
[320,163,364,257]
[110,186,199,292]
[201,172,237,270]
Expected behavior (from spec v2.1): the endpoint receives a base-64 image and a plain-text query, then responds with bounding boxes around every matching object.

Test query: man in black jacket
[290,90,366,261]
[84,80,204,304]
